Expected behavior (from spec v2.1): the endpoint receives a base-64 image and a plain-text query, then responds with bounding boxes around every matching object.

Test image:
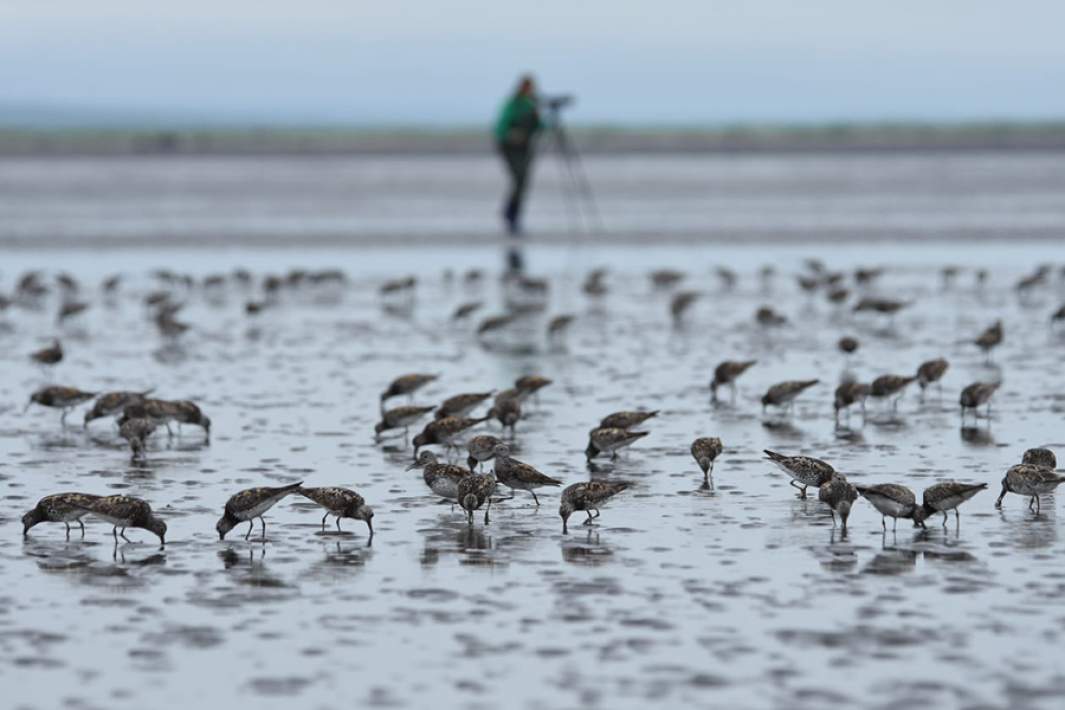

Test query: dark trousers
[498,141,533,234]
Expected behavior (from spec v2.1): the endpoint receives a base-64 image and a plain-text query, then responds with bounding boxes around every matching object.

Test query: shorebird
[57,300,89,323]
[837,336,859,356]
[959,382,1001,419]
[559,481,629,534]
[22,493,102,538]
[650,269,685,289]
[995,464,1065,513]
[298,487,374,536]
[869,374,918,411]
[711,360,756,401]
[407,451,469,501]
[119,417,158,463]
[1022,448,1057,469]
[690,437,723,487]
[412,416,488,458]
[76,495,167,544]
[435,392,492,420]
[514,375,552,401]
[458,473,497,525]
[819,475,858,531]
[466,434,504,471]
[599,410,659,430]
[160,400,212,441]
[216,482,303,540]
[833,381,870,421]
[764,449,836,499]
[761,379,819,415]
[755,306,788,327]
[547,314,575,345]
[30,339,63,366]
[855,484,924,530]
[916,358,949,397]
[853,298,908,319]
[915,481,987,526]
[585,427,649,461]
[451,301,483,321]
[972,320,1003,362]
[381,373,438,411]
[375,405,435,440]
[671,290,700,324]
[492,444,562,505]
[26,386,96,424]
[488,396,522,434]
[84,390,153,428]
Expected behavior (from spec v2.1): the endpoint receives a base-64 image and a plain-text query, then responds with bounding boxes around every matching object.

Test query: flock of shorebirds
[9,260,1065,546]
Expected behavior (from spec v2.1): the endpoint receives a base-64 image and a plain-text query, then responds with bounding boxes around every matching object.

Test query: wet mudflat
[2,241,1065,709]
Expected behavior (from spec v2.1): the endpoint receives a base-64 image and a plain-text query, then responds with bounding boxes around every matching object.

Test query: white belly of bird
[235,497,284,521]
[93,513,132,527]
[865,495,910,518]
[429,478,460,500]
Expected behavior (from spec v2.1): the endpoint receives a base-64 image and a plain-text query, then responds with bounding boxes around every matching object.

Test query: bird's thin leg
[64,522,71,534]
[245,521,253,540]
[260,517,267,539]
[1029,497,1035,512]
[955,509,960,525]
[583,511,594,526]
[531,490,540,507]
[112,525,119,541]
[882,516,886,531]
[79,519,85,536]
[321,512,328,529]
[120,528,131,542]
[942,512,948,528]
[829,510,836,528]
[335,517,342,532]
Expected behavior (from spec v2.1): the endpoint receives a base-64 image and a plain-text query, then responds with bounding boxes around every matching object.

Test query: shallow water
[2,242,1065,709]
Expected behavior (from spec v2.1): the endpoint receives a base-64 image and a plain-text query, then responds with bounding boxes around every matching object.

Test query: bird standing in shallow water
[559,481,629,534]
[216,482,303,540]
[761,380,819,416]
[75,495,167,544]
[959,382,1000,420]
[916,481,987,526]
[855,484,924,530]
[916,358,949,398]
[711,360,756,401]
[995,464,1065,513]
[458,473,497,525]
[380,373,438,412]
[492,444,562,506]
[691,437,723,487]
[819,475,858,532]
[298,487,374,537]
[764,449,835,499]
[22,493,102,538]
[30,339,63,366]
[585,427,649,461]
[26,386,96,425]
[407,451,469,502]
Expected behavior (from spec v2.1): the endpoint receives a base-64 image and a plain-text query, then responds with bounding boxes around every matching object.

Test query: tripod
[542,102,604,236]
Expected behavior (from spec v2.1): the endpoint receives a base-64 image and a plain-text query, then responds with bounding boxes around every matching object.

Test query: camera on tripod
[540,95,575,112]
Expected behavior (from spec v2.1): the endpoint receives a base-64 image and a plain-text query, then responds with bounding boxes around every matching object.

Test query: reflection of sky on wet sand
[2,241,1065,708]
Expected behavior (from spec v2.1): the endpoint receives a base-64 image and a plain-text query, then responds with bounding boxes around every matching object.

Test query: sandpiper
[585,427,649,461]
[559,481,629,534]
[691,437,723,486]
[298,487,374,536]
[819,475,858,531]
[995,464,1065,513]
[916,358,949,396]
[837,336,859,355]
[375,405,435,440]
[412,416,488,458]
[381,373,438,411]
[711,360,756,400]
[854,484,923,530]
[216,482,303,540]
[407,451,469,501]
[599,410,659,430]
[547,314,575,343]
[492,444,562,505]
[30,339,63,366]
[973,320,1003,362]
[435,392,493,420]
[451,301,483,321]
[26,386,96,424]
[764,449,836,498]
[869,374,918,411]
[1022,448,1057,469]
[650,269,685,289]
[853,297,908,316]
[458,473,497,525]
[22,493,102,537]
[467,434,504,471]
[488,397,522,434]
[959,382,1000,419]
[84,390,153,428]
[916,481,987,526]
[761,379,819,415]
[834,381,870,421]
[76,495,167,544]
[57,300,89,323]
[671,291,700,324]
[120,417,158,463]
[514,375,552,401]
[755,306,788,327]
[162,400,212,441]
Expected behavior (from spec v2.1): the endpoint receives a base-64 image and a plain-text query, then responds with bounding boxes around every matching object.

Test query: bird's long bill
[404,462,419,471]
[23,399,32,413]
[366,520,374,538]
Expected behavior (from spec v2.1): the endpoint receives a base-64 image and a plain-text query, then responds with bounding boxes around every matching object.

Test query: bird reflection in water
[420,522,495,567]
[561,530,612,565]
[960,425,994,446]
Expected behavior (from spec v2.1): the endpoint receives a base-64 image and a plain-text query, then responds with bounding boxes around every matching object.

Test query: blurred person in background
[495,74,543,238]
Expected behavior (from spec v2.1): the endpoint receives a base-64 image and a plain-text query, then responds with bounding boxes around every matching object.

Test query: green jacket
[494,94,542,145]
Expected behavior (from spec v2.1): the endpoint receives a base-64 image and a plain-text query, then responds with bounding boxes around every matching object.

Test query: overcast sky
[3,1,1064,125]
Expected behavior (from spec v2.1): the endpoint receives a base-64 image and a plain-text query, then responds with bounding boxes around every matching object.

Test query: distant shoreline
[4,122,1065,156]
